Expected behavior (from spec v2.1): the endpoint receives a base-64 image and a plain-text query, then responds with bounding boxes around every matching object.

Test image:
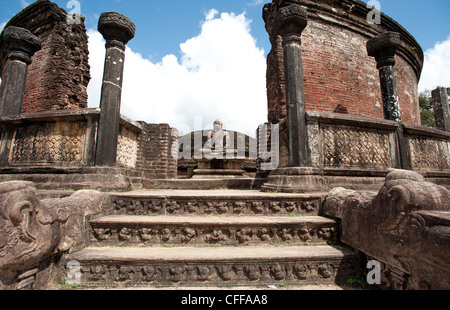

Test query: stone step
[0,166,144,191]
[109,190,327,216]
[67,245,362,289]
[88,215,337,247]
[142,178,266,190]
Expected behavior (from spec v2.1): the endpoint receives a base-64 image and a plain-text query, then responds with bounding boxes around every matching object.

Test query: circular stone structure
[263,0,424,125]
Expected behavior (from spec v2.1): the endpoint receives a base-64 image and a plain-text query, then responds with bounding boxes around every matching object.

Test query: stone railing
[0,13,179,190]
[262,111,450,192]
[323,169,450,290]
[0,109,142,169]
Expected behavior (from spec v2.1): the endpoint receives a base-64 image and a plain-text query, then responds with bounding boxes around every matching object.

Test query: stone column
[432,87,450,132]
[367,32,402,122]
[95,12,135,166]
[367,32,410,169]
[274,4,310,167]
[0,26,41,117]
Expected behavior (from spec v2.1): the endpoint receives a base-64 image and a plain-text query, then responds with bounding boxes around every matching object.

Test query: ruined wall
[136,123,178,180]
[2,0,90,113]
[263,0,423,125]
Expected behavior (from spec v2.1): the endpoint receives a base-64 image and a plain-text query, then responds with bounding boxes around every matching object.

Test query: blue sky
[1,0,448,59]
[1,0,449,134]
[1,0,272,61]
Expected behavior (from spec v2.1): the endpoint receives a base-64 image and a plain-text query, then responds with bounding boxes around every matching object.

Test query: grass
[346,273,369,287]
[59,277,82,290]
[285,213,305,217]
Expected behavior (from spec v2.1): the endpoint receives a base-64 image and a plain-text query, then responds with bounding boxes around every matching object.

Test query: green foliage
[419,90,436,128]
[346,273,368,287]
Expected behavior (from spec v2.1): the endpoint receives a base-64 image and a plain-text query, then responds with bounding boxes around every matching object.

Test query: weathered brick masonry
[1,0,90,113]
[136,123,178,180]
[264,0,423,125]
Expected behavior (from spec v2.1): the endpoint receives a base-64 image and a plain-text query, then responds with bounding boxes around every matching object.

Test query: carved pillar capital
[274,5,308,45]
[98,12,136,51]
[0,26,41,65]
[367,32,402,122]
[367,32,401,69]
[0,26,41,117]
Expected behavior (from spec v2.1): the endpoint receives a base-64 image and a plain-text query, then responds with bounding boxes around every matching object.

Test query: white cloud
[87,11,267,137]
[20,0,30,9]
[204,9,218,21]
[418,36,450,92]
[247,0,271,7]
[0,22,6,32]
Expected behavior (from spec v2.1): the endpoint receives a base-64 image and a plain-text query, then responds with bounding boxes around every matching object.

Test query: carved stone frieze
[89,221,334,246]
[11,121,85,165]
[110,196,321,216]
[76,258,358,288]
[322,125,392,169]
[408,136,450,170]
[116,126,138,169]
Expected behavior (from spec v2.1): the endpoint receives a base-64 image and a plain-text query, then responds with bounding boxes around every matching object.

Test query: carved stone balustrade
[323,169,450,290]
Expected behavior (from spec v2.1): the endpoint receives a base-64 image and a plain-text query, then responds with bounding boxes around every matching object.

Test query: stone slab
[91,215,336,225]
[69,245,353,262]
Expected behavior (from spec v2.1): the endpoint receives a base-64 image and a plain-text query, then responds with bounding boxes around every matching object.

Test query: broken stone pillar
[0,26,41,117]
[432,87,450,132]
[274,4,310,167]
[367,32,402,122]
[95,12,135,166]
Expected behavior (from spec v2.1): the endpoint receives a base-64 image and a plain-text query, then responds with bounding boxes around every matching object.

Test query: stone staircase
[67,190,363,289]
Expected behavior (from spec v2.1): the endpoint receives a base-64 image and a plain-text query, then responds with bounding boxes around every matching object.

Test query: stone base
[0,166,144,191]
[142,177,267,190]
[262,167,388,193]
[192,169,246,179]
[193,156,246,178]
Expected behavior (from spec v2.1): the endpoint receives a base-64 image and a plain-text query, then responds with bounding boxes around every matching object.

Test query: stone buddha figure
[194,120,245,178]
[203,119,232,154]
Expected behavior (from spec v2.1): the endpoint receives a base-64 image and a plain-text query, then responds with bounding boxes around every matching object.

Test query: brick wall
[2,0,90,113]
[263,0,423,125]
[136,123,178,180]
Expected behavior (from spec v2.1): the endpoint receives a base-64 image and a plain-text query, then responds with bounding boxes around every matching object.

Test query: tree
[419,90,436,128]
